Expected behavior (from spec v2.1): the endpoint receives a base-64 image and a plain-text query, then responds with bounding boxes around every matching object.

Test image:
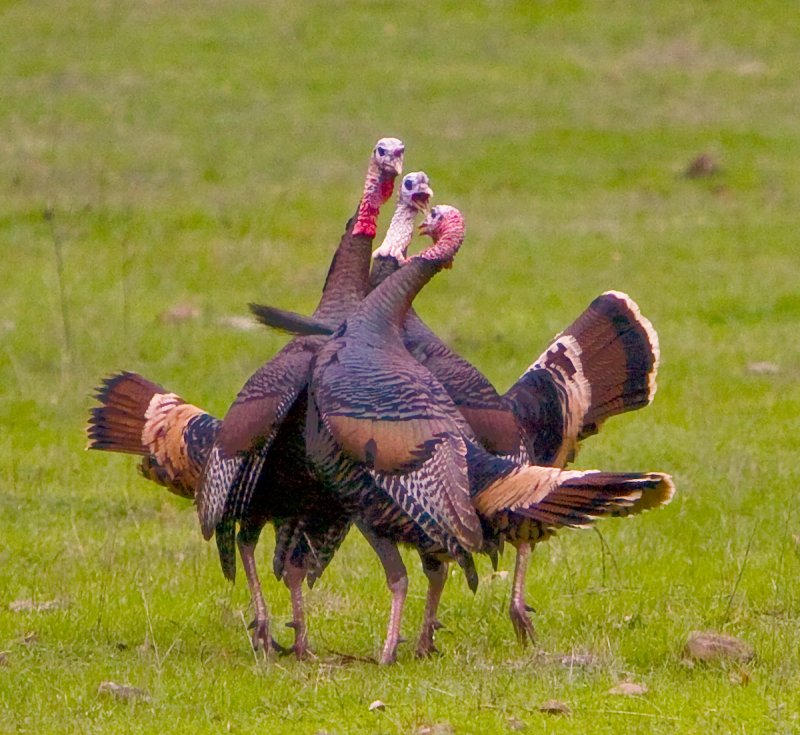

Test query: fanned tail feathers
[507,291,659,465]
[87,372,219,499]
[564,291,659,435]
[535,469,675,524]
[475,463,674,534]
[87,372,167,455]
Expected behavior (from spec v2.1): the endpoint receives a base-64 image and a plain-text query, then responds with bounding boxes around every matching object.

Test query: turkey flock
[87,137,674,664]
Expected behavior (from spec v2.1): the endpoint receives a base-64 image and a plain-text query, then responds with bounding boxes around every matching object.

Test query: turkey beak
[412,185,433,212]
[389,148,405,175]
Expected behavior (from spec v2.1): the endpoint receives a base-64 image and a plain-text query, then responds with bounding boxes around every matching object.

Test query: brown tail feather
[560,291,659,436]
[506,291,659,466]
[524,470,674,524]
[474,464,674,532]
[87,371,218,499]
[87,372,167,455]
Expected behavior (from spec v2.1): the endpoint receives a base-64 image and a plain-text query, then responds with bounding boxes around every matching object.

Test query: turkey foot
[509,600,536,645]
[248,617,282,654]
[284,620,314,660]
[416,620,444,658]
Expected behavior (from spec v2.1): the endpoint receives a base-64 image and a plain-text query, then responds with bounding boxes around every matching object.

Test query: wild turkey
[89,138,405,658]
[197,138,416,656]
[498,291,659,641]
[196,136,405,657]
[305,204,673,661]
[252,242,660,647]
[307,204,481,663]
[86,371,352,659]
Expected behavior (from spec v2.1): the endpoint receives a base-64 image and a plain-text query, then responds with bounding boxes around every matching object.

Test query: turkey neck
[369,201,418,289]
[313,163,396,326]
[351,224,462,344]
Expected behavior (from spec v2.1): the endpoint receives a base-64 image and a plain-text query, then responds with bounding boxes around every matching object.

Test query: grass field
[2,2,800,732]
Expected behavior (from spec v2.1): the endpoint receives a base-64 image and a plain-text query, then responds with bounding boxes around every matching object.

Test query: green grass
[2,1,800,732]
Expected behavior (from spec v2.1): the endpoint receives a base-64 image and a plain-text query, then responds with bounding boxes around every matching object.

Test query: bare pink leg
[416,556,448,658]
[282,560,312,660]
[509,542,536,645]
[238,536,277,654]
[357,523,408,665]
[381,570,408,665]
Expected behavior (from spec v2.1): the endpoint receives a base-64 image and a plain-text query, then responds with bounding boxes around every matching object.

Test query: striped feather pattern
[87,372,219,500]
[306,394,480,580]
[507,291,659,466]
[197,339,318,541]
[372,432,483,552]
[475,464,674,544]
[313,331,483,554]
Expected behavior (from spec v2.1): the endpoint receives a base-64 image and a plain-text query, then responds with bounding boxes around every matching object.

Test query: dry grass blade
[97,681,150,702]
[9,599,64,613]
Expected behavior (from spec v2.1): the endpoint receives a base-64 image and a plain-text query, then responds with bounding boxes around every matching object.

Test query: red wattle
[353,202,379,237]
[353,222,377,238]
[379,178,395,204]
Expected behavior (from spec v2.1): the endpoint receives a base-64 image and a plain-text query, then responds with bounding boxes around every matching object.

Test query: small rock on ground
[684,631,755,663]
[539,699,571,716]
[608,681,648,696]
[684,153,719,178]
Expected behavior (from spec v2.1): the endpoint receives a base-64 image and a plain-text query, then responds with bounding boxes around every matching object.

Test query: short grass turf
[2,2,800,733]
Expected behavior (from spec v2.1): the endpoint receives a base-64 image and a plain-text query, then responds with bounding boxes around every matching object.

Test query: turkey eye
[403,179,412,190]
[377,146,386,156]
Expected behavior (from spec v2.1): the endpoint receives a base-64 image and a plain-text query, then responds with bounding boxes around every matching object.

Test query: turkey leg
[509,542,536,644]
[416,555,448,658]
[283,558,312,659]
[238,531,280,654]
[359,524,408,664]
